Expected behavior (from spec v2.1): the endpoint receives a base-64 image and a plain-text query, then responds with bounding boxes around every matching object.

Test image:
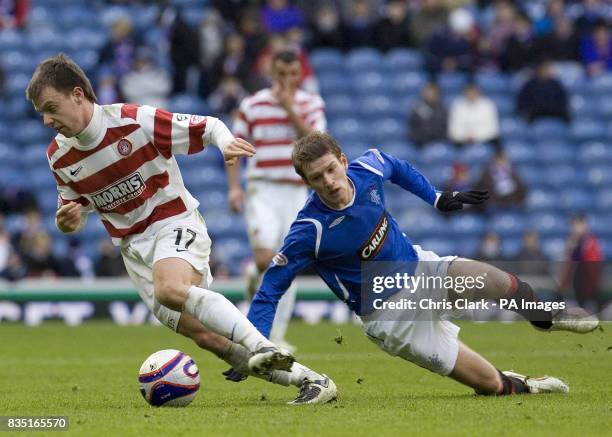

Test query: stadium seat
[418,142,457,165]
[541,165,581,189]
[449,214,486,238]
[570,94,598,119]
[397,208,440,238]
[168,94,210,116]
[438,72,467,95]
[578,141,612,165]
[586,165,612,188]
[529,212,568,238]
[490,94,514,117]
[65,28,108,51]
[387,71,426,96]
[1,98,30,121]
[586,73,612,95]
[310,48,344,74]
[345,48,383,72]
[383,48,423,72]
[328,117,366,143]
[526,189,559,211]
[69,50,100,73]
[358,94,397,118]
[534,141,574,164]
[417,238,456,256]
[588,212,612,238]
[489,212,527,237]
[2,50,35,74]
[501,237,523,259]
[552,62,586,93]
[476,72,511,94]
[571,118,607,142]
[27,28,64,53]
[500,117,528,141]
[318,72,352,94]
[183,167,226,191]
[540,237,566,261]
[457,142,493,166]
[368,117,407,143]
[596,189,612,211]
[378,141,416,162]
[529,119,569,141]
[343,142,370,160]
[5,73,31,97]
[560,188,593,211]
[505,141,534,165]
[0,30,25,51]
[454,237,480,257]
[12,120,54,145]
[594,96,612,118]
[325,93,355,117]
[352,71,387,95]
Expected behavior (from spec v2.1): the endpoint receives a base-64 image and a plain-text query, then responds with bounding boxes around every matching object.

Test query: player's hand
[56,201,82,232]
[273,84,294,112]
[436,190,489,212]
[222,367,248,382]
[228,187,244,214]
[223,138,255,167]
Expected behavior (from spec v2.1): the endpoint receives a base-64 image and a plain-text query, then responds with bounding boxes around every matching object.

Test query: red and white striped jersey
[233,88,326,183]
[48,103,224,245]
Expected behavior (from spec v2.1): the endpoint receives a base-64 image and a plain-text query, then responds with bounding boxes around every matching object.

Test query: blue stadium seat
[358,94,396,118]
[1,98,30,121]
[490,94,513,117]
[586,165,612,188]
[12,120,54,145]
[318,72,352,94]
[505,141,534,165]
[571,118,607,142]
[2,50,35,74]
[183,167,226,191]
[421,163,452,187]
[0,30,25,51]
[541,165,581,189]
[396,208,439,238]
[457,142,493,166]
[310,48,344,74]
[325,93,355,117]
[418,142,457,165]
[449,214,486,238]
[438,72,467,95]
[168,94,210,116]
[588,212,612,238]
[501,237,523,259]
[454,237,480,257]
[500,117,527,141]
[560,188,593,211]
[534,141,574,164]
[417,238,456,256]
[594,96,612,118]
[345,48,383,72]
[387,72,426,96]
[578,141,612,165]
[476,72,511,94]
[540,238,566,261]
[529,212,568,238]
[489,212,527,237]
[328,117,366,143]
[526,189,558,211]
[69,50,100,73]
[378,141,416,162]
[343,142,369,160]
[552,62,586,93]
[596,189,612,211]
[58,7,100,27]
[383,48,423,72]
[368,117,407,143]
[195,189,228,211]
[65,28,108,51]
[586,73,612,95]
[352,71,387,94]
[570,94,598,119]
[529,119,569,141]
[27,29,64,53]
[5,73,30,97]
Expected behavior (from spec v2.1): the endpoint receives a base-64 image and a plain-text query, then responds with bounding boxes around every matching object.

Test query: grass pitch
[2,320,611,436]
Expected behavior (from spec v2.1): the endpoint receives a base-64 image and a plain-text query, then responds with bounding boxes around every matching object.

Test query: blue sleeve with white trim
[356,149,438,205]
[247,220,316,338]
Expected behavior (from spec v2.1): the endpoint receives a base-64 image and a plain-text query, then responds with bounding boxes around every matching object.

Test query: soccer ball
[138,349,200,407]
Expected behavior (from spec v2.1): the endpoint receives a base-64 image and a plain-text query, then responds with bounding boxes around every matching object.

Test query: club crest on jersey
[359,213,389,260]
[117,138,133,156]
[92,172,145,211]
[272,252,288,266]
[369,187,381,205]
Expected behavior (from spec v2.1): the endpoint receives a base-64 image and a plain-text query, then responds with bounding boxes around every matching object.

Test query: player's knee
[254,255,273,273]
[155,281,189,309]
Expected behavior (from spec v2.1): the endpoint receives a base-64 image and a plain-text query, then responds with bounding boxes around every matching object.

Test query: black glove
[436,190,489,212]
[222,367,248,382]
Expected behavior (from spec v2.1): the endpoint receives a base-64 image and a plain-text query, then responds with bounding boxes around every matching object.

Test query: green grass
[1,321,611,436]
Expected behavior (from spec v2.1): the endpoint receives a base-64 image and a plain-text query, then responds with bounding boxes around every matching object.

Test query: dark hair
[272,49,299,65]
[26,53,97,104]
[293,132,342,180]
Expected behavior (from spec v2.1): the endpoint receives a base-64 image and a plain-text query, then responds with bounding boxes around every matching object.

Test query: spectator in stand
[374,0,413,52]
[210,33,253,93]
[0,185,38,214]
[448,83,499,147]
[533,0,566,36]
[94,240,127,277]
[0,226,11,273]
[99,18,139,80]
[120,48,172,109]
[411,0,449,48]
[517,59,570,123]
[500,12,536,72]
[342,0,375,50]
[476,231,503,262]
[574,0,608,37]
[560,214,604,311]
[21,232,61,278]
[0,0,29,30]
[169,10,201,94]
[534,16,580,62]
[484,0,518,63]
[580,21,612,76]
[308,4,344,50]
[238,7,268,63]
[475,146,527,211]
[96,69,120,104]
[514,231,549,275]
[425,8,478,75]
[12,209,44,255]
[1,252,27,281]
[208,75,247,116]
[198,8,226,96]
[261,0,305,34]
[57,238,94,279]
[408,82,448,147]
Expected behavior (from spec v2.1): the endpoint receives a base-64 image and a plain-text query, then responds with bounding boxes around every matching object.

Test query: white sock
[269,282,297,344]
[184,285,273,352]
[221,342,320,387]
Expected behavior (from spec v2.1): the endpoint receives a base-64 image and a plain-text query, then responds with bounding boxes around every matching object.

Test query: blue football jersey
[248,149,441,338]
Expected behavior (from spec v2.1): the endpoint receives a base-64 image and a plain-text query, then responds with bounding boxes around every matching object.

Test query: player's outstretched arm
[435,190,489,212]
[222,137,256,167]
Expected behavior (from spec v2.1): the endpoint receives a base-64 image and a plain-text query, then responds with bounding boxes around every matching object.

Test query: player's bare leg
[447,258,599,333]
[449,342,568,395]
[153,257,294,372]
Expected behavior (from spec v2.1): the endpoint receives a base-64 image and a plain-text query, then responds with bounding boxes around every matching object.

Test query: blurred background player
[228,49,326,351]
[26,54,335,404]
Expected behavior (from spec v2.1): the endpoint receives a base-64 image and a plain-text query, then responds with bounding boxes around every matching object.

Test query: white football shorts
[120,210,213,331]
[361,245,460,375]
[245,179,309,250]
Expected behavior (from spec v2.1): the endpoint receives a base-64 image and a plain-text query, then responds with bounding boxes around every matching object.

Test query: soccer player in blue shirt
[244,132,599,401]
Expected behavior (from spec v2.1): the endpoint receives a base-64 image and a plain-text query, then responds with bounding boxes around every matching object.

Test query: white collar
[74,103,105,150]
[319,177,356,211]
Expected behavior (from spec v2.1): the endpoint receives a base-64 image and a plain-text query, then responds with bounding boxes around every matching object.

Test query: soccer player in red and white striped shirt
[25,54,336,403]
[227,50,326,350]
